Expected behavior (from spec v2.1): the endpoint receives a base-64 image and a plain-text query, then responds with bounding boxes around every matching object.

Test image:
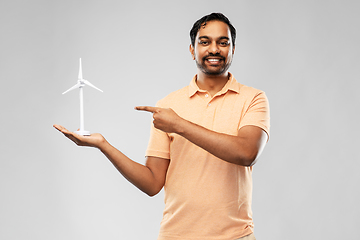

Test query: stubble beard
[195,56,232,76]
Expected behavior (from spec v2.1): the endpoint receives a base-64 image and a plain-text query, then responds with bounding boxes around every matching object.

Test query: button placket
[199,92,211,107]
[207,97,212,107]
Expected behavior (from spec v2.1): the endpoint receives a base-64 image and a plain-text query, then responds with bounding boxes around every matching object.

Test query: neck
[196,71,229,96]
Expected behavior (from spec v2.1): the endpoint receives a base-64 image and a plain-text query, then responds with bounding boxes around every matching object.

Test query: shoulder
[239,82,263,95]
[236,82,268,104]
[156,85,189,108]
[229,74,267,100]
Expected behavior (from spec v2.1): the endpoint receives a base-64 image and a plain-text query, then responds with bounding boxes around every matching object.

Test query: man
[54,13,269,240]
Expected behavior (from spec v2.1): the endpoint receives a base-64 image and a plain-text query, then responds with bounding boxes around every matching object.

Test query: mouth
[204,57,224,65]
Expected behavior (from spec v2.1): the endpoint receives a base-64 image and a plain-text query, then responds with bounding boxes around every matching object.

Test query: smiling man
[192,20,234,77]
[54,13,269,240]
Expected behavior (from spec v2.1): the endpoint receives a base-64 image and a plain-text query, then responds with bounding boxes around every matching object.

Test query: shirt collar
[188,72,240,97]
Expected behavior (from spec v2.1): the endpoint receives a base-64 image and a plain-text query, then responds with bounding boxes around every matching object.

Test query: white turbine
[62,58,103,136]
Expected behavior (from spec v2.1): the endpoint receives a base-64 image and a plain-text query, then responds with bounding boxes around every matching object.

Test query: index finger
[135,106,159,113]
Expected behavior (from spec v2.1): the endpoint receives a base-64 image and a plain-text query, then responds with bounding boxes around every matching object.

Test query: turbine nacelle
[63,59,103,95]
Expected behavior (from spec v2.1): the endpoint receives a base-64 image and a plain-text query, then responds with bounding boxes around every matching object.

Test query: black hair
[190,12,236,48]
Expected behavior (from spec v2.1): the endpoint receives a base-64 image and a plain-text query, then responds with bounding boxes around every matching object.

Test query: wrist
[175,118,188,135]
[97,138,110,151]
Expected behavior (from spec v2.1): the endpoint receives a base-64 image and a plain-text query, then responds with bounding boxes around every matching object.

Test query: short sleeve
[238,91,270,139]
[145,101,171,159]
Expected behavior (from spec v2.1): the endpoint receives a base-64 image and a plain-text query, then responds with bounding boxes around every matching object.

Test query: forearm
[98,140,161,196]
[134,106,266,166]
[53,124,164,196]
[176,120,259,166]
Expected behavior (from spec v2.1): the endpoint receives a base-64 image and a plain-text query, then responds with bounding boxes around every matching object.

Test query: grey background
[1,0,359,239]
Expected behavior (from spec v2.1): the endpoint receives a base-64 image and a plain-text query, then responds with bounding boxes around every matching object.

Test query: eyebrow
[198,36,230,41]
[219,36,230,41]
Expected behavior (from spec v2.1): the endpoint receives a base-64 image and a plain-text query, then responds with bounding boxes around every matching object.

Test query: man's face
[190,20,235,76]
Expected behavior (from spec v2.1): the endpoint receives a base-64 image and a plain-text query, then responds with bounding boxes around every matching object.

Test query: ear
[189,44,195,60]
[232,45,235,55]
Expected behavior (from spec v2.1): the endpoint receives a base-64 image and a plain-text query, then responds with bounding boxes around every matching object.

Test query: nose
[208,42,220,54]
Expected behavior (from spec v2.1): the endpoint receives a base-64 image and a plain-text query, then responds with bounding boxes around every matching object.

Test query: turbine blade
[78,58,83,79]
[62,83,81,94]
[83,80,103,92]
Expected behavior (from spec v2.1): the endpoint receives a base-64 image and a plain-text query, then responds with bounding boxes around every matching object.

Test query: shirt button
[205,94,209,98]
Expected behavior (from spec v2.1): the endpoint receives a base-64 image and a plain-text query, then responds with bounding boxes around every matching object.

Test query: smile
[205,58,223,65]
[207,59,220,62]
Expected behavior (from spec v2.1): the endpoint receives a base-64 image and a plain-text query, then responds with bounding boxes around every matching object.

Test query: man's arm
[176,121,267,167]
[53,125,169,196]
[135,107,267,167]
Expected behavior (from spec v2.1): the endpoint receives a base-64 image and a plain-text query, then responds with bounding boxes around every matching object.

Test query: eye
[199,40,209,45]
[219,41,230,46]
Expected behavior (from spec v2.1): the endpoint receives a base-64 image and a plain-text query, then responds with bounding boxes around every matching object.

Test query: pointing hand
[135,106,184,133]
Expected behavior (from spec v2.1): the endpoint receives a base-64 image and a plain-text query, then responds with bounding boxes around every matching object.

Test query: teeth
[207,59,220,62]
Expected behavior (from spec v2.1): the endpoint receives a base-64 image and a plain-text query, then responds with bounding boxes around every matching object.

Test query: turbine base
[75,130,90,136]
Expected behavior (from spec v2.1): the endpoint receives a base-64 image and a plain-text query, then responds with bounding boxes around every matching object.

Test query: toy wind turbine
[62,58,103,136]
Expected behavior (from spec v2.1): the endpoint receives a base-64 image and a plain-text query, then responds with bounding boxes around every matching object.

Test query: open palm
[53,124,105,148]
